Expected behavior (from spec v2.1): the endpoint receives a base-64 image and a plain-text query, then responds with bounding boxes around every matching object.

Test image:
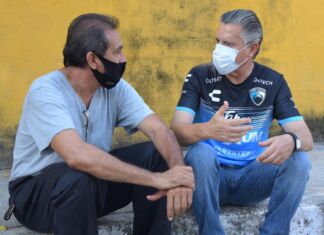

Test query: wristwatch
[285,132,301,151]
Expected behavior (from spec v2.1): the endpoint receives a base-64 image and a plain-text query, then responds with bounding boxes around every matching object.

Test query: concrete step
[1,199,323,235]
[1,144,324,234]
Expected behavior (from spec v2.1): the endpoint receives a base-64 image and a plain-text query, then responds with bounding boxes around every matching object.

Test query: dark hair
[63,13,119,67]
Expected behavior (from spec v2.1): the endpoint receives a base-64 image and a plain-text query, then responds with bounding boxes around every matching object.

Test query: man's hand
[147,186,193,221]
[257,134,295,164]
[154,165,195,190]
[149,165,194,221]
[206,101,253,142]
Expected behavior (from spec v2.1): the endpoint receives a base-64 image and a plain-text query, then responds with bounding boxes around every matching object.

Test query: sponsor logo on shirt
[205,77,222,84]
[224,110,243,119]
[237,131,263,144]
[213,145,254,158]
[209,89,221,102]
[222,130,264,147]
[249,87,266,106]
[224,110,252,120]
[290,97,298,109]
[184,74,192,82]
[253,77,273,86]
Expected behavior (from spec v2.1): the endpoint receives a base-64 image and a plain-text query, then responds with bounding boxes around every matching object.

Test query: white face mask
[212,43,250,75]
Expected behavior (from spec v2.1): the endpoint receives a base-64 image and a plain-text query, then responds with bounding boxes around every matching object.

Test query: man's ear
[249,42,260,58]
[86,52,98,70]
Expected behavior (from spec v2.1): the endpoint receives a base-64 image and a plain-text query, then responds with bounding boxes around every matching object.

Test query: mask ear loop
[236,43,252,67]
[238,43,250,52]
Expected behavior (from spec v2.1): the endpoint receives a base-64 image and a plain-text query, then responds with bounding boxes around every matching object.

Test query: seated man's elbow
[305,138,314,151]
[170,125,189,146]
[63,145,84,170]
[170,123,181,138]
[164,126,179,142]
[174,133,189,147]
[170,122,176,131]
[302,134,314,151]
[65,156,80,169]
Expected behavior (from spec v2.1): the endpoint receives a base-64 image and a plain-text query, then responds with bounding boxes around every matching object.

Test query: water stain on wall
[0,127,16,169]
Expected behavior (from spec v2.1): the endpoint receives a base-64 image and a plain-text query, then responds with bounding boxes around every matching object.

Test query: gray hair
[221,9,263,46]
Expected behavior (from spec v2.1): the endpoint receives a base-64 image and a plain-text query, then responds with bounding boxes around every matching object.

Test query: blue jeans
[185,142,311,235]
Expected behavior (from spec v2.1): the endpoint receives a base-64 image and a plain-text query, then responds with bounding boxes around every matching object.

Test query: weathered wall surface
[0,0,323,166]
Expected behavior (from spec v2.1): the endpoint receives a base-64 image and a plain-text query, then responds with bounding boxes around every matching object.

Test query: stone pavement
[0,144,323,234]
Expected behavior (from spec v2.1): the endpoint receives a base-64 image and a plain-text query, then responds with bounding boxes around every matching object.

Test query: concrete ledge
[1,145,323,234]
[172,198,324,235]
[99,198,324,235]
[1,198,323,235]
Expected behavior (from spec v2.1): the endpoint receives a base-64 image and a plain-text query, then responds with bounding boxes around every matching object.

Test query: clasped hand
[147,165,194,221]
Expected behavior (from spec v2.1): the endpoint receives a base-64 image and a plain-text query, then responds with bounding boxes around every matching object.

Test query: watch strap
[285,132,297,151]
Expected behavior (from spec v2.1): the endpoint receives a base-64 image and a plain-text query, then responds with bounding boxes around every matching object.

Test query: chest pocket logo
[249,87,266,106]
[209,89,221,102]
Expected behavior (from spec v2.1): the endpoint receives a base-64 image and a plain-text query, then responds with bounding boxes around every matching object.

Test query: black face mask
[91,53,126,89]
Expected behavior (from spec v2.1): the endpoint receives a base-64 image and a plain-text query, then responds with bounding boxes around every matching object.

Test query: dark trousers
[8,142,171,235]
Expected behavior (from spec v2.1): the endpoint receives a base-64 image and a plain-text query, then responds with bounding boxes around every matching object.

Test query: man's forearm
[68,142,194,190]
[150,125,185,167]
[51,127,194,190]
[51,130,158,187]
[139,114,189,168]
[282,120,314,151]
[71,143,161,186]
[171,123,209,146]
[297,127,314,151]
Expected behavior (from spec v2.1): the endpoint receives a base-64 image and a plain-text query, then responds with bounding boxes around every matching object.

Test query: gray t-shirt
[10,70,153,180]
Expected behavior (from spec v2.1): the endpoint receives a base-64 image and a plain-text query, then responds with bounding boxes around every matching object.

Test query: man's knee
[185,142,217,164]
[281,151,311,183]
[291,151,311,176]
[51,169,96,207]
[185,142,219,173]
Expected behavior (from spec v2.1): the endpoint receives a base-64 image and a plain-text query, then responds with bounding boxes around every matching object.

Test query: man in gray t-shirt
[6,13,194,235]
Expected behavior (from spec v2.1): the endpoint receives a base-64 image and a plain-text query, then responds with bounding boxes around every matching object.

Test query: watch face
[296,139,301,149]
[294,132,301,150]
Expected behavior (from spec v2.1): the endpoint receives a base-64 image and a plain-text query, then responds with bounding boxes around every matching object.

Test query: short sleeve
[26,87,75,153]
[176,68,202,117]
[273,77,303,125]
[116,80,153,134]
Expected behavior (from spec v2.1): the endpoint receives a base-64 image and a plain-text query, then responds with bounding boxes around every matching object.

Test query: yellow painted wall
[0,0,323,139]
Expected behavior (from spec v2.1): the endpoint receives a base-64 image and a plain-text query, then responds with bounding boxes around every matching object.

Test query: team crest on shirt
[249,87,266,106]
